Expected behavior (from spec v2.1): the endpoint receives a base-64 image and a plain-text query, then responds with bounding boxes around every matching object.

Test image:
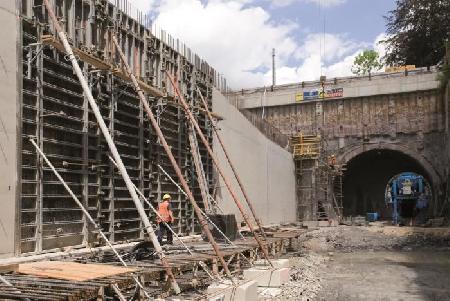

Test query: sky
[127,0,396,89]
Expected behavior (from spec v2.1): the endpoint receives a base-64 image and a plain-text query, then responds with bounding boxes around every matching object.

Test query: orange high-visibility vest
[157,200,172,223]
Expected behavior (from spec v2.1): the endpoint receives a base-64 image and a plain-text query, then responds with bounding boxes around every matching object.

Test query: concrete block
[254,258,290,269]
[243,267,290,287]
[207,280,258,301]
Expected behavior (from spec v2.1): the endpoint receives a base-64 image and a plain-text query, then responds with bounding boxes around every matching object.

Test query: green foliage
[382,0,450,67]
[351,50,383,76]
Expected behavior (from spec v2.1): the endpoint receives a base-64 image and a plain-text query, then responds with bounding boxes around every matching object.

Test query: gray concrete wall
[0,1,20,257]
[212,90,296,225]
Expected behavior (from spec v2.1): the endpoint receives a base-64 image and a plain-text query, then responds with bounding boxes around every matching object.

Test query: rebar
[29,139,150,299]
[111,35,234,281]
[41,0,180,293]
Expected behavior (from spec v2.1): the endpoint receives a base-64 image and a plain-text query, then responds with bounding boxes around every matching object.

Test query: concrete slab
[243,267,290,287]
[254,258,290,269]
[207,280,258,301]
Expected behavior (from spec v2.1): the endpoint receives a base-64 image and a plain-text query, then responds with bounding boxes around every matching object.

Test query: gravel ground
[264,224,450,301]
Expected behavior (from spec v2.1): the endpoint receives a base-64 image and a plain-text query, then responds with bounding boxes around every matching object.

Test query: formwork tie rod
[166,72,273,267]
[196,88,268,240]
[29,139,150,300]
[41,0,180,294]
[111,35,234,281]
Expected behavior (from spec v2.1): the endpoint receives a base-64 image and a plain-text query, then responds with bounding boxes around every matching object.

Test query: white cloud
[304,0,347,7]
[374,32,389,61]
[128,0,383,89]
[296,33,367,63]
[271,0,347,8]
[269,32,386,85]
[153,0,298,88]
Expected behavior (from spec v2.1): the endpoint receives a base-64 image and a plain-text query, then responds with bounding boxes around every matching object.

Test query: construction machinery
[385,172,430,224]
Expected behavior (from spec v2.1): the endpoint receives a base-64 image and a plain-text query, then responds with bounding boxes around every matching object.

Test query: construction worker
[329,154,337,169]
[157,194,174,245]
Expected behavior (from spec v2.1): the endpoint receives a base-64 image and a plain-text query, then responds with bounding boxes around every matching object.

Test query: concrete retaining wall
[0,1,19,257]
[212,90,296,224]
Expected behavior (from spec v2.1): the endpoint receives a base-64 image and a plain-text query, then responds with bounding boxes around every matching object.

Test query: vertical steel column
[188,127,210,212]
[35,40,44,253]
[42,0,180,293]
[108,76,116,242]
[111,35,234,280]
[30,139,150,299]
[81,67,90,247]
[166,73,273,266]
[197,88,267,239]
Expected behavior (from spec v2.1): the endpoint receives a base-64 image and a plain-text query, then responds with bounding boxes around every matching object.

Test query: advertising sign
[301,87,343,101]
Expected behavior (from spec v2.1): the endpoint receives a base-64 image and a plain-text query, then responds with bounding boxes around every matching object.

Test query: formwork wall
[0,0,229,256]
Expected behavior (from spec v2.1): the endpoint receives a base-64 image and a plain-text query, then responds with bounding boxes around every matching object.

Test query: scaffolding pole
[197,87,268,239]
[107,156,193,256]
[29,139,149,300]
[188,126,211,211]
[41,0,180,293]
[111,35,234,281]
[166,72,273,267]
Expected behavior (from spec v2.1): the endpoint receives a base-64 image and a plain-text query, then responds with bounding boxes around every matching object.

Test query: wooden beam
[40,35,165,98]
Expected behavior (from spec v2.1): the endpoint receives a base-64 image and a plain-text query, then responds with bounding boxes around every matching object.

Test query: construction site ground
[260,223,450,301]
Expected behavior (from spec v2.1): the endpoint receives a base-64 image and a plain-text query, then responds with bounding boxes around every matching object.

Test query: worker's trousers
[157,222,173,245]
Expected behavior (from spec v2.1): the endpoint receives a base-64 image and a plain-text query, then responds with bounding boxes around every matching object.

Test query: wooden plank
[17,261,136,282]
[0,263,18,273]
[40,35,165,98]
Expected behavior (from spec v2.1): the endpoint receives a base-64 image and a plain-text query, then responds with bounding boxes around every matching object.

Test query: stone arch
[336,142,442,217]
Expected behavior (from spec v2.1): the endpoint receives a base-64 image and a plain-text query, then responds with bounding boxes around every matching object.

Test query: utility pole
[272,48,276,91]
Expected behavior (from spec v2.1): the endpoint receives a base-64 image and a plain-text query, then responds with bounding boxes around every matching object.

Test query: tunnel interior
[342,149,432,219]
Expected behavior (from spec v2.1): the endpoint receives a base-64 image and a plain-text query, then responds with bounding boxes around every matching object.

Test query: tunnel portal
[342,149,432,219]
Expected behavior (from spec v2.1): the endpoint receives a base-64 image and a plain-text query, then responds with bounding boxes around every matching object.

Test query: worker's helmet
[162,194,171,200]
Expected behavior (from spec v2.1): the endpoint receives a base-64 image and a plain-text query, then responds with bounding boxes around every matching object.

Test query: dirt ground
[273,224,450,301]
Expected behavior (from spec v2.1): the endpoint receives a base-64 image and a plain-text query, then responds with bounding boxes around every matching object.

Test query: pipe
[41,0,180,294]
[111,35,234,281]
[29,139,150,299]
[197,88,268,240]
[166,73,273,267]
[0,275,30,301]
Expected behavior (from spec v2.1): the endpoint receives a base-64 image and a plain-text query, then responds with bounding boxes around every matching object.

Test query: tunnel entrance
[342,149,432,220]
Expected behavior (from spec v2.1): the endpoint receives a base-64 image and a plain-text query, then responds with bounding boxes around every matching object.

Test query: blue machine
[385,172,427,224]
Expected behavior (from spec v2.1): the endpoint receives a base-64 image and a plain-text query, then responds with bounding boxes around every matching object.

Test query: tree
[383,0,450,67]
[351,50,383,76]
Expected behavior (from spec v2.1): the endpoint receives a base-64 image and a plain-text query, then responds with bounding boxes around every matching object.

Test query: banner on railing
[296,87,343,102]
